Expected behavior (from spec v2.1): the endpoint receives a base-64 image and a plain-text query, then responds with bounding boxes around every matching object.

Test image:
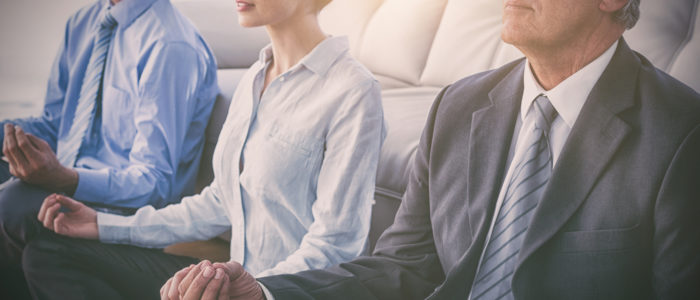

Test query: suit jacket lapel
[466,61,525,244]
[515,39,640,274]
[429,61,525,299]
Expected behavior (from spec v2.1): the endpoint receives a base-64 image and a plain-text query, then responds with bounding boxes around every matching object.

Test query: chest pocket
[101,85,136,151]
[549,224,644,253]
[241,121,324,198]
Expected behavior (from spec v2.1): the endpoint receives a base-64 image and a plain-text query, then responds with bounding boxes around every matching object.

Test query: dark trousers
[0,161,138,299]
[23,234,199,300]
[0,160,11,184]
[0,160,51,300]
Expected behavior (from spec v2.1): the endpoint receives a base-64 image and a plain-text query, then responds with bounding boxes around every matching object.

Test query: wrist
[60,168,79,195]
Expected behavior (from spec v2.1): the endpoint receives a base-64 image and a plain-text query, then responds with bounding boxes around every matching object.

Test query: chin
[237,18,260,28]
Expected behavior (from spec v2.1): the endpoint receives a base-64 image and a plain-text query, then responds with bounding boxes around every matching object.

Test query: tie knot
[101,10,117,29]
[533,94,557,132]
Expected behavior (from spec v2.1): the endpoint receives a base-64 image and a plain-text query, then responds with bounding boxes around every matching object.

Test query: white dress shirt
[97,36,386,277]
[469,41,618,298]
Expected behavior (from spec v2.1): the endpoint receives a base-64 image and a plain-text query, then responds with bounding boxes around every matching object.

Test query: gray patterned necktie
[57,9,117,167]
[470,94,557,300]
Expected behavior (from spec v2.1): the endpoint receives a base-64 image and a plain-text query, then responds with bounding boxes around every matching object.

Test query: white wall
[0,0,93,119]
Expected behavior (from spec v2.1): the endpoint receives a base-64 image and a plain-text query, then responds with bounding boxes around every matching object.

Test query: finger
[168,266,191,300]
[53,194,85,212]
[14,127,41,159]
[201,268,226,300]
[161,278,172,300]
[2,124,11,158]
[182,266,216,300]
[3,125,23,170]
[217,274,230,300]
[42,202,62,231]
[179,260,210,296]
[38,194,59,223]
[217,261,244,279]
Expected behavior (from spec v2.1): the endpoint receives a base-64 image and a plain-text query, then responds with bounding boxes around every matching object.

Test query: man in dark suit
[32,0,700,299]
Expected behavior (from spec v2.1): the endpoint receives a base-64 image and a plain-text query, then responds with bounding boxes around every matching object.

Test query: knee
[0,179,45,230]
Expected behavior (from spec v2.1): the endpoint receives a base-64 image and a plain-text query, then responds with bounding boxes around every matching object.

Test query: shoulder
[635,52,700,115]
[325,52,382,107]
[433,58,525,116]
[327,52,379,92]
[64,2,103,35]
[129,0,212,59]
[627,52,700,145]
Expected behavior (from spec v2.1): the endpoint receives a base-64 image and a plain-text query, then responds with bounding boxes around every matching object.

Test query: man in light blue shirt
[0,0,217,297]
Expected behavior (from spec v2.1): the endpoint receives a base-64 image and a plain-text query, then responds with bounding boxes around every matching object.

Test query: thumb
[54,194,86,211]
[217,261,245,280]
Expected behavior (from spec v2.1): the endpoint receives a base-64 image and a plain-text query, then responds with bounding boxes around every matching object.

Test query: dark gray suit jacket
[259,40,700,300]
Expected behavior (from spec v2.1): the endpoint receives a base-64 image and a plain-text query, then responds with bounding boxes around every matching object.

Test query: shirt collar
[257,36,350,76]
[521,40,619,127]
[101,0,158,28]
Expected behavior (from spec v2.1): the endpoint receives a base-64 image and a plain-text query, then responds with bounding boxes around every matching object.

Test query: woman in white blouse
[25,0,385,298]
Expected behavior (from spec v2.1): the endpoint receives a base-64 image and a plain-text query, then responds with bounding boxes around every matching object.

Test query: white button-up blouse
[97,36,386,276]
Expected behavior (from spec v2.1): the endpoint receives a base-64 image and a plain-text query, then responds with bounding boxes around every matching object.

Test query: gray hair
[616,0,641,29]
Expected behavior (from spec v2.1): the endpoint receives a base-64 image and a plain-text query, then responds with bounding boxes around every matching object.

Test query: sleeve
[257,86,452,300]
[72,42,210,208]
[652,123,700,299]
[256,80,385,277]
[1,19,71,150]
[97,180,231,248]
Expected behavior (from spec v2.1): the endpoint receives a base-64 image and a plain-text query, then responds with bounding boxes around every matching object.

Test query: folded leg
[22,233,199,300]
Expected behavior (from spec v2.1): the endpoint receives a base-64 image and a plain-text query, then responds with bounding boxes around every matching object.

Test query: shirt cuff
[73,168,110,202]
[96,211,132,244]
[258,281,274,300]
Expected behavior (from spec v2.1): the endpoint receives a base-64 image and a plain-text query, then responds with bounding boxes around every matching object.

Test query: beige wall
[0,0,93,119]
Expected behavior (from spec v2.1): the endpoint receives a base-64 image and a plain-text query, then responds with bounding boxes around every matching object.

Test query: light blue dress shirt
[98,36,386,276]
[0,0,219,208]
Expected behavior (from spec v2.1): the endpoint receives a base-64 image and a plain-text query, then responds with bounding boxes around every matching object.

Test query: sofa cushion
[319,0,384,57]
[421,0,523,87]
[375,87,442,199]
[625,0,698,71]
[666,2,700,92]
[356,0,448,86]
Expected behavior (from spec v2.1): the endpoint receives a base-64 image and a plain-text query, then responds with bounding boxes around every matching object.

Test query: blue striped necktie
[57,9,117,167]
[470,95,557,300]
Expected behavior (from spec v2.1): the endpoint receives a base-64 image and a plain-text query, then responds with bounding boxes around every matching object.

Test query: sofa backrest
[173,0,700,192]
[319,0,700,91]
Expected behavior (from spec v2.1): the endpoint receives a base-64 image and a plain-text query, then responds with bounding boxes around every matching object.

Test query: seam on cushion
[354,0,387,51]
[667,0,699,70]
[416,1,450,82]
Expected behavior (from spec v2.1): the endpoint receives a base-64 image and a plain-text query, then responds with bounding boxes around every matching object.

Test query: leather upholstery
[171,0,700,255]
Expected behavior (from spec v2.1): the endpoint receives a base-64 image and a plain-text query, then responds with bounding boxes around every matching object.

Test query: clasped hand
[2,124,78,193]
[161,260,264,300]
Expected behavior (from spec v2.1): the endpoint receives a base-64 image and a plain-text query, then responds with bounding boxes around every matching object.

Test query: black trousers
[0,161,52,300]
[0,161,139,299]
[23,234,199,300]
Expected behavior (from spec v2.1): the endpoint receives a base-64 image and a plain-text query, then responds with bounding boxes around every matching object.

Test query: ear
[599,0,628,13]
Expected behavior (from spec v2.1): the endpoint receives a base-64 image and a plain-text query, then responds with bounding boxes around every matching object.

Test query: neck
[265,13,326,75]
[524,22,624,90]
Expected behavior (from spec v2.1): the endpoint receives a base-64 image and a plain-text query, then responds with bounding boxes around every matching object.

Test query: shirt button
[279,76,286,82]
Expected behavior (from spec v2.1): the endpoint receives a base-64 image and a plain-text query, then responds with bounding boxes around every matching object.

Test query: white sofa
[1,0,697,259]
[166,0,700,258]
